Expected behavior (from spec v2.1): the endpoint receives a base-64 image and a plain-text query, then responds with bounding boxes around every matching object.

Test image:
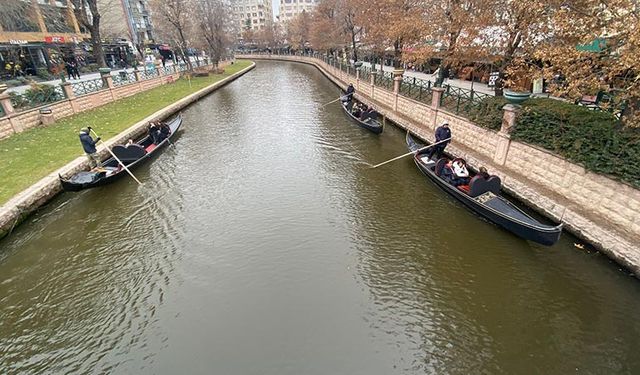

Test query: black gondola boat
[406,131,562,246]
[340,96,383,134]
[59,115,183,192]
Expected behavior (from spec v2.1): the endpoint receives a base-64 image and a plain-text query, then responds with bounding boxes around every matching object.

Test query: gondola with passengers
[406,131,563,246]
[339,83,384,134]
[59,115,183,192]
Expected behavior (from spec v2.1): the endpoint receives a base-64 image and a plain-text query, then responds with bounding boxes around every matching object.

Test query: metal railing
[71,78,106,96]
[440,85,492,116]
[112,71,137,87]
[374,71,394,90]
[399,76,434,104]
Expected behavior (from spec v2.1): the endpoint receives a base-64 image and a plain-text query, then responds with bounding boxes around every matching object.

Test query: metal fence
[440,85,492,115]
[374,71,394,90]
[112,71,137,87]
[399,76,434,104]
[71,78,106,96]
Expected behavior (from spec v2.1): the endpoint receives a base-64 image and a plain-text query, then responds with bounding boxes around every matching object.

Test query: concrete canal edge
[0,61,256,241]
[238,55,640,277]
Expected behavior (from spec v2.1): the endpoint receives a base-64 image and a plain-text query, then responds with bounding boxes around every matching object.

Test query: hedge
[467,97,640,188]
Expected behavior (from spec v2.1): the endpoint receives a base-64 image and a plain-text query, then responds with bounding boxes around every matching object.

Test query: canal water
[1,61,640,374]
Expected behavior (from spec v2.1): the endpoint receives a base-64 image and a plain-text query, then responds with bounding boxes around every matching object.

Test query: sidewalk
[358,61,495,96]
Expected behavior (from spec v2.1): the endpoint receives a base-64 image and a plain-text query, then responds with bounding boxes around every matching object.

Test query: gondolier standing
[79,127,102,168]
[345,83,355,101]
[427,122,451,161]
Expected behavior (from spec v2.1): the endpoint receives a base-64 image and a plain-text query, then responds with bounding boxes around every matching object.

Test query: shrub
[5,79,22,87]
[36,67,53,80]
[9,84,64,110]
[467,97,640,187]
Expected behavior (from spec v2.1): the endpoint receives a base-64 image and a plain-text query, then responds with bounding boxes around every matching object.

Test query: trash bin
[39,107,55,126]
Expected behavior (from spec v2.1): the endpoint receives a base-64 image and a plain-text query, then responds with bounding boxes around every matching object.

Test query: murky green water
[1,61,640,374]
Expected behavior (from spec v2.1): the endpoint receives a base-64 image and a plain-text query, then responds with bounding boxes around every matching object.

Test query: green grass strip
[0,60,252,205]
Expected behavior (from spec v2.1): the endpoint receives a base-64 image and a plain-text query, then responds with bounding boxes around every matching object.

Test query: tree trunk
[177,27,192,71]
[90,24,106,68]
[350,28,358,62]
[393,40,402,68]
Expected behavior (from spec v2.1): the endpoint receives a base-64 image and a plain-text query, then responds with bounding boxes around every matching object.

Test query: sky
[272,0,279,18]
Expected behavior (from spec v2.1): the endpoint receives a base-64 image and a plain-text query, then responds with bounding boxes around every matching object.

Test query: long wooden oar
[322,97,343,107]
[370,137,452,169]
[90,129,142,185]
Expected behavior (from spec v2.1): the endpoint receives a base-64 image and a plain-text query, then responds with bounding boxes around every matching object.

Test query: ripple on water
[1,61,640,374]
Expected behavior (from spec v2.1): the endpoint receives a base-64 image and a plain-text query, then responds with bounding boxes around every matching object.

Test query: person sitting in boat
[442,158,470,186]
[157,121,171,143]
[477,166,490,179]
[125,138,146,153]
[352,103,363,118]
[148,122,161,144]
[359,106,370,121]
[344,83,355,101]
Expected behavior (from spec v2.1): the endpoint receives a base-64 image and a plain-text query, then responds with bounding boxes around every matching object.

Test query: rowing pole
[369,137,452,169]
[322,97,343,107]
[90,128,142,185]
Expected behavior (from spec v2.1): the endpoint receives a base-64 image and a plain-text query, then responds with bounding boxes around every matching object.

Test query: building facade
[0,0,89,78]
[278,0,319,23]
[99,0,155,58]
[231,0,273,38]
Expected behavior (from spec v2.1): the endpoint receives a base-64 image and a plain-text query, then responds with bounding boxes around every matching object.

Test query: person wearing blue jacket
[79,127,102,168]
[427,122,451,160]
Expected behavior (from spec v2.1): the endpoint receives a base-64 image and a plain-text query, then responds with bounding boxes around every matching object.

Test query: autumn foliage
[283,0,639,124]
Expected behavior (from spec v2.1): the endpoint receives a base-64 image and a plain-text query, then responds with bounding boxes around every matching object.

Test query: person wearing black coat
[344,83,355,101]
[79,127,102,168]
[428,122,451,160]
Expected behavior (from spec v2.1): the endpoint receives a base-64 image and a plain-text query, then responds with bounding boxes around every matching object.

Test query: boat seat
[434,158,448,176]
[113,145,146,163]
[146,144,157,152]
[469,175,501,197]
[457,184,470,194]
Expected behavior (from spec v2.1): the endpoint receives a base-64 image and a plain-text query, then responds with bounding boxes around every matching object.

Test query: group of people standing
[65,59,81,80]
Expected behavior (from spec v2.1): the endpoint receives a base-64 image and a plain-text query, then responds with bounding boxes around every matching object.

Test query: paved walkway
[358,61,495,95]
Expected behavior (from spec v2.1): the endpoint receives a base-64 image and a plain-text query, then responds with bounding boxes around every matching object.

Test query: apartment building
[231,0,273,37]
[278,0,320,23]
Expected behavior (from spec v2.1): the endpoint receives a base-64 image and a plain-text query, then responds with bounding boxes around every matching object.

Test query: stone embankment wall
[0,62,256,240]
[240,54,640,275]
[0,62,228,140]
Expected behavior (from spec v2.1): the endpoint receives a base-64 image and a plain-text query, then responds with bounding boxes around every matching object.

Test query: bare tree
[150,0,194,70]
[193,0,232,68]
[70,0,107,67]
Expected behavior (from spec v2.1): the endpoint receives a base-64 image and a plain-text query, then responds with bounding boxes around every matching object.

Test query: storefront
[0,36,87,78]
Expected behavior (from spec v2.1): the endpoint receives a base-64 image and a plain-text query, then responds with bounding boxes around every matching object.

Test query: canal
[1,61,640,374]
